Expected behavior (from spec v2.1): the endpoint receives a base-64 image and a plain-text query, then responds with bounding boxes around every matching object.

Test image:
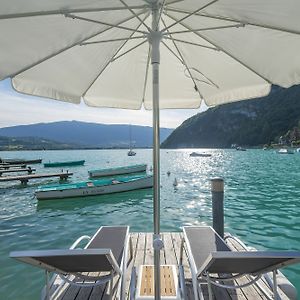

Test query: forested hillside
[162,85,300,148]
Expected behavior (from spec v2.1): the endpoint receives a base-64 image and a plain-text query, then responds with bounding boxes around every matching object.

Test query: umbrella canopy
[1,1,300,299]
[1,0,300,108]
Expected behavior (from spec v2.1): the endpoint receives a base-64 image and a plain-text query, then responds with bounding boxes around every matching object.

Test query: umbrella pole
[153,60,161,300]
[151,4,163,300]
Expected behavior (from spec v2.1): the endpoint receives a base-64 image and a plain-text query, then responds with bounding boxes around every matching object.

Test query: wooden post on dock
[211,178,224,238]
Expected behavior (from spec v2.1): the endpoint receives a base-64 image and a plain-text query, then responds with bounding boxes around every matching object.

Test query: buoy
[167,171,171,176]
[173,178,178,187]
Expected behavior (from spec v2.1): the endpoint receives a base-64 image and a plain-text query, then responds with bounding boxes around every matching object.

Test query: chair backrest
[198,251,300,276]
[183,226,231,273]
[87,226,129,267]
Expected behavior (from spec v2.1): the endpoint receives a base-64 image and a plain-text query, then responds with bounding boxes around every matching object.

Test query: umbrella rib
[82,14,149,97]
[65,13,148,34]
[163,37,219,51]
[154,0,167,31]
[165,24,246,35]
[165,12,272,84]
[0,5,148,20]
[162,0,219,32]
[161,18,204,100]
[8,12,146,79]
[162,40,219,89]
[161,41,183,64]
[142,45,151,102]
[119,0,151,32]
[164,0,185,6]
[81,36,146,46]
[165,7,300,36]
[111,40,148,62]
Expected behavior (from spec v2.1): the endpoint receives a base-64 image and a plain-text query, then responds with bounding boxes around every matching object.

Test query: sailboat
[127,124,136,156]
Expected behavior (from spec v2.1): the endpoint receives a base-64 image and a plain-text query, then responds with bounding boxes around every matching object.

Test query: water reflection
[1,148,300,299]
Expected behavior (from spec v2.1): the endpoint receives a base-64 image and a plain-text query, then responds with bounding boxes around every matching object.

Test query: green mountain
[0,136,82,151]
[162,85,300,149]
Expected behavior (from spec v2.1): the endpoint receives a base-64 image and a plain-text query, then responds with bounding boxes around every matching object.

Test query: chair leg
[273,270,280,300]
[129,267,137,300]
[198,282,205,300]
[109,272,113,300]
[45,270,50,300]
[178,265,187,300]
[192,274,199,300]
[207,276,213,300]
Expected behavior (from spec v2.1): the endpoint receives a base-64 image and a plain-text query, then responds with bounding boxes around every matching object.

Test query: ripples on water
[0,149,299,299]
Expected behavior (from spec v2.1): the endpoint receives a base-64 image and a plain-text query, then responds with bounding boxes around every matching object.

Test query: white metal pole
[150,2,163,299]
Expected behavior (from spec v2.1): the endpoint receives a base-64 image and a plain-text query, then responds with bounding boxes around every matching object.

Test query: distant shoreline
[0,147,153,152]
[1,145,299,152]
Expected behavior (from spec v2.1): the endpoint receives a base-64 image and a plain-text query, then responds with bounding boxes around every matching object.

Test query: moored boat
[127,124,136,156]
[236,146,246,151]
[35,174,153,200]
[89,164,147,178]
[189,152,211,157]
[44,160,85,167]
[0,158,42,164]
[277,148,294,154]
[127,149,136,156]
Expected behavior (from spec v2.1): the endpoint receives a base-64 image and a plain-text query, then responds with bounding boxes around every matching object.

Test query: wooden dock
[0,167,35,176]
[0,171,72,184]
[44,232,291,300]
[0,163,27,169]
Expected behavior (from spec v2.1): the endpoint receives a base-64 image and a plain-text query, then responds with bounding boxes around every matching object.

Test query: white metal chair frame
[42,226,132,300]
[180,226,282,300]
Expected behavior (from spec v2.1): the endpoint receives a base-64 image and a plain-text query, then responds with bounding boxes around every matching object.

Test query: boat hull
[89,164,147,178]
[127,150,136,156]
[277,149,294,154]
[190,152,211,157]
[44,160,85,167]
[36,175,153,200]
[1,159,42,164]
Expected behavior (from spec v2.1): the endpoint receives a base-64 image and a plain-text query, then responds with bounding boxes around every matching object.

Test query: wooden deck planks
[44,232,291,300]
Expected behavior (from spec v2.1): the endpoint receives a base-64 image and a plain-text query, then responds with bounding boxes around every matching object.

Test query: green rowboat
[44,160,85,168]
[35,174,153,200]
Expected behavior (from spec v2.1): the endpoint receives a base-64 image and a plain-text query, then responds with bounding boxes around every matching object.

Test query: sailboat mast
[129,124,132,150]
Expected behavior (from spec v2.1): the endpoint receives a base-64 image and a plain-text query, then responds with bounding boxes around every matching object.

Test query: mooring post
[211,177,224,238]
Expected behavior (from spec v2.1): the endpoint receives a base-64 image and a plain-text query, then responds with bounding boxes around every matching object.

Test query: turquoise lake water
[0,149,299,299]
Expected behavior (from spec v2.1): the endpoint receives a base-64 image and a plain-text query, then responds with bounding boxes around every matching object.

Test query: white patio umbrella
[1,0,300,298]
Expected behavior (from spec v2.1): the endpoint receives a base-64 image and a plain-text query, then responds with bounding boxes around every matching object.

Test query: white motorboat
[278,148,294,154]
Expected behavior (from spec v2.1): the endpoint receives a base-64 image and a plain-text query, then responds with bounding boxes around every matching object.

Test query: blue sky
[0,79,206,129]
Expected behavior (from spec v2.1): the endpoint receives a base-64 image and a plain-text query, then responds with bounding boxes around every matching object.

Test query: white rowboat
[88,164,147,178]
